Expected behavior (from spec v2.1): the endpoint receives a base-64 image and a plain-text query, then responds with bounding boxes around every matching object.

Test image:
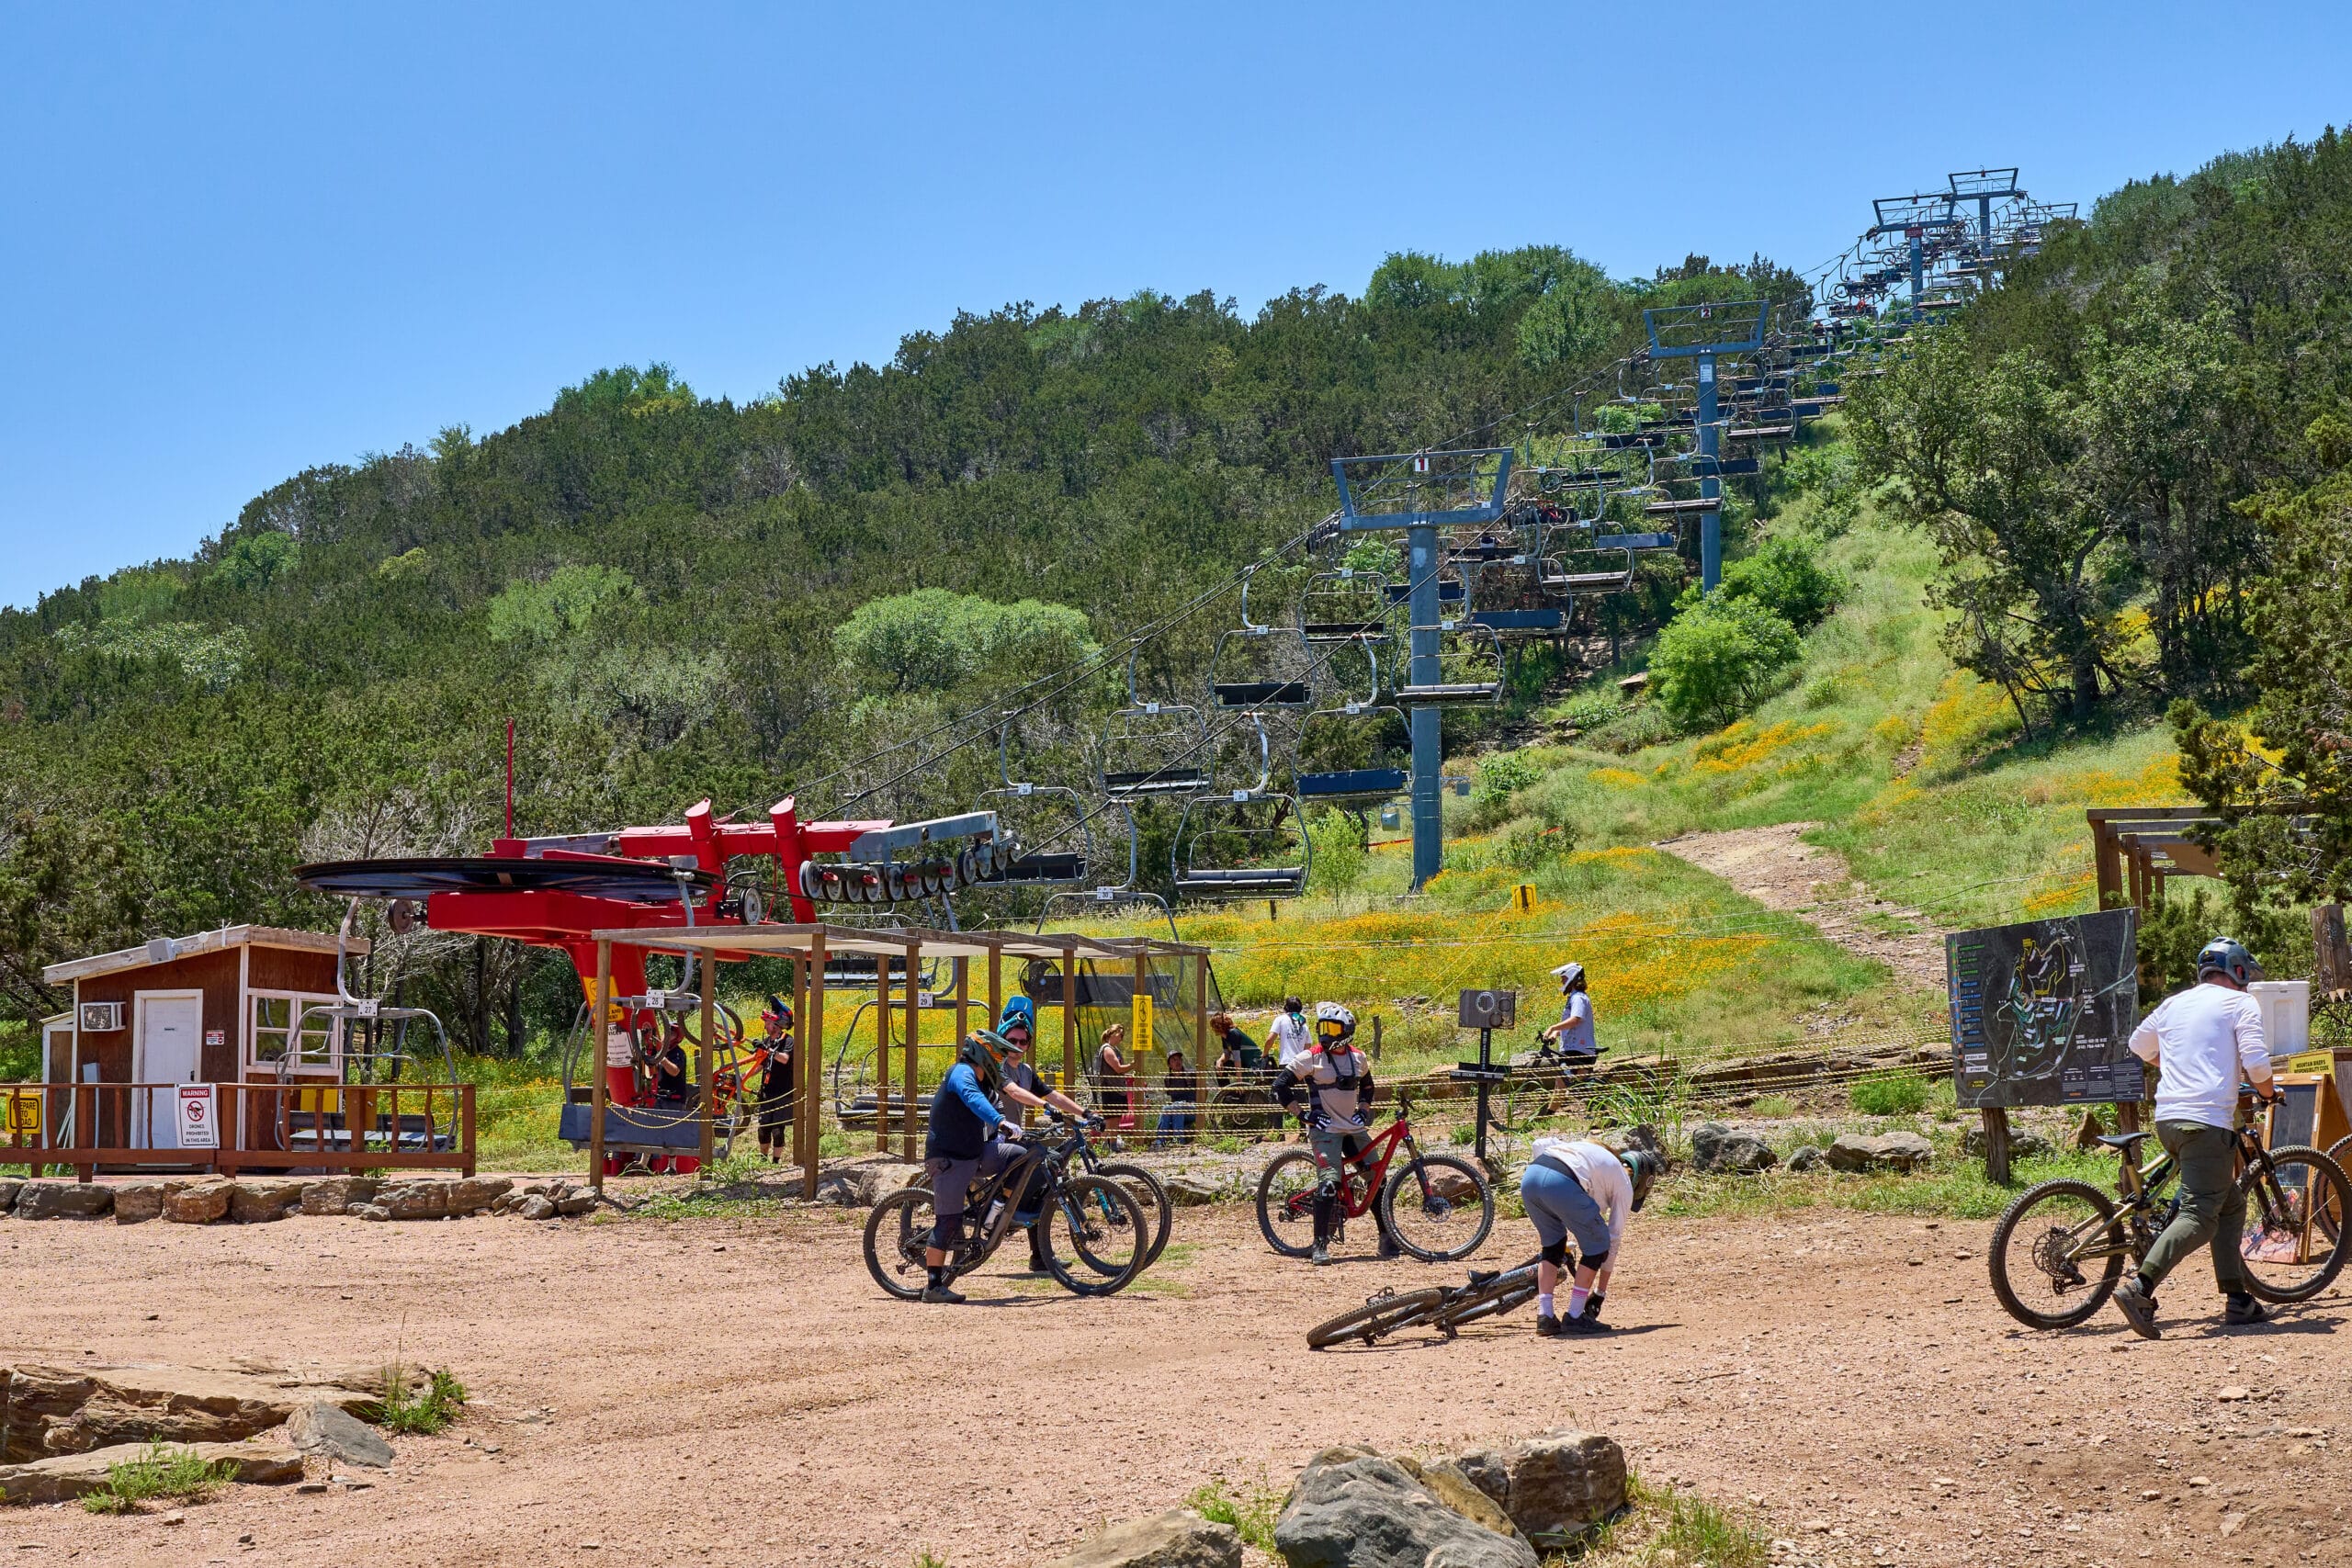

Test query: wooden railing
[0,1082,475,1180]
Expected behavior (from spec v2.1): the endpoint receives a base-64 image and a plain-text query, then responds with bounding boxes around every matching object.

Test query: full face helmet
[1313,1001,1357,1051]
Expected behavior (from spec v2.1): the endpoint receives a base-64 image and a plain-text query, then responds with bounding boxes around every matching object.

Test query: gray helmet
[2195,938,2265,988]
[1620,1149,1661,1212]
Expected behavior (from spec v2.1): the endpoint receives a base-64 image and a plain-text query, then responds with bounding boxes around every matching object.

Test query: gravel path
[2,1204,2346,1566]
[1654,821,1948,989]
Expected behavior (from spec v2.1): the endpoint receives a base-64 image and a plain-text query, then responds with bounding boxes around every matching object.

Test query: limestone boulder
[0,1438,301,1504]
[1275,1452,1537,1568]
[1163,1175,1224,1208]
[1394,1455,1523,1542]
[375,1177,512,1221]
[1962,1125,2055,1161]
[0,1363,381,1462]
[15,1181,114,1221]
[1041,1508,1240,1568]
[554,1193,598,1216]
[813,1161,924,1207]
[1690,1122,1779,1176]
[1503,1430,1628,1546]
[1786,1145,1827,1173]
[1455,1448,1510,1512]
[515,1194,559,1221]
[164,1181,234,1224]
[299,1178,379,1216]
[1826,1132,1934,1174]
[351,1203,391,1221]
[286,1401,392,1469]
[229,1180,307,1224]
[111,1179,192,1225]
[0,1179,21,1212]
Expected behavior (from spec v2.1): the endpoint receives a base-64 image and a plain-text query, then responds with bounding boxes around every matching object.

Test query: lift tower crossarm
[1642,300,1768,592]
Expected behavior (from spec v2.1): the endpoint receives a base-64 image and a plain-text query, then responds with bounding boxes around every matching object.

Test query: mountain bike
[1255,1098,1495,1263]
[1306,1256,1544,1348]
[1487,1039,1602,1132]
[1988,1112,2352,1330]
[864,1127,1150,1301]
[1052,1113,1173,1268]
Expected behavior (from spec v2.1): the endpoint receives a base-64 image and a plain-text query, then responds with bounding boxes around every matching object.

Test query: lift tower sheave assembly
[1868,195,1969,320]
[1641,301,1768,592]
[1330,447,1514,891]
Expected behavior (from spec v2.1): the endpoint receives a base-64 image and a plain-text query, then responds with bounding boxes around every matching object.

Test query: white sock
[1566,1287,1590,1317]
[1538,1292,1555,1317]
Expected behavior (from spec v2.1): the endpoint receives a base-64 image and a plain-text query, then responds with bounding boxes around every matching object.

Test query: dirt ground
[1654,822,1948,989]
[2,1201,2346,1568]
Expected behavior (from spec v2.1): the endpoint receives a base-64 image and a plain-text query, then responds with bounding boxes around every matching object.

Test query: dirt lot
[2,1200,2346,1567]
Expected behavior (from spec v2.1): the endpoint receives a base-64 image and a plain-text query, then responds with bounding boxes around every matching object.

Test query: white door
[133,994,204,1148]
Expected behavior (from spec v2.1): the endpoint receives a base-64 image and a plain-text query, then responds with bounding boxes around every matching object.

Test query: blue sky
[5,2,2350,608]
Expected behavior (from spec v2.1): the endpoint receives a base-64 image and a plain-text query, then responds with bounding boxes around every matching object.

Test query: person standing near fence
[1542,964,1600,1079]
[1096,1022,1136,1130]
[755,996,795,1165]
[1155,1048,1197,1147]
[1268,997,1313,1069]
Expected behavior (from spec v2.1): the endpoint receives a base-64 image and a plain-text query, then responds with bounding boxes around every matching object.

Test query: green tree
[1648,595,1801,729]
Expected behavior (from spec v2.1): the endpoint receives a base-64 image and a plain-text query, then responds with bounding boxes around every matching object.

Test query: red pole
[503,719,515,839]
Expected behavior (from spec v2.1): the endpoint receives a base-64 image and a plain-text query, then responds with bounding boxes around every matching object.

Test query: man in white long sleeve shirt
[2110,937,2280,1338]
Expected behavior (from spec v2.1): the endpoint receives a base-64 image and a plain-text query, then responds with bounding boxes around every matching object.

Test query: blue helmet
[1000,996,1038,1035]
[2195,938,2265,987]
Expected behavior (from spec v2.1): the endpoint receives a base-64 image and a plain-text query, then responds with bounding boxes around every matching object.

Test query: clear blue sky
[5,2,2349,608]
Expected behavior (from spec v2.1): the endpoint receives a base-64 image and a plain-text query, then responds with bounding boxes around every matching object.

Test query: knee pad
[1541,1239,1569,1268]
[1581,1248,1609,1273]
[929,1212,966,1250]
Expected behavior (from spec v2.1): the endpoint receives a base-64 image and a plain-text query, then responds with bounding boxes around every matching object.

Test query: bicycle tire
[1987,1178,2126,1329]
[2239,1145,2352,1304]
[1042,1175,1149,1297]
[1433,1275,1540,1334]
[1377,1153,1496,1263]
[1209,1084,1283,1137]
[1306,1287,1446,1350]
[1096,1161,1174,1268]
[1256,1148,1324,1258]
[1488,1076,1555,1134]
[862,1187,939,1302]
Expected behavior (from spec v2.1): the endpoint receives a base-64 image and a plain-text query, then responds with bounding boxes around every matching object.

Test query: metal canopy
[588,921,1207,965]
[297,855,710,903]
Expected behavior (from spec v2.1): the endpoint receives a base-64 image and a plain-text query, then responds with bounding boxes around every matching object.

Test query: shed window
[249,993,341,1073]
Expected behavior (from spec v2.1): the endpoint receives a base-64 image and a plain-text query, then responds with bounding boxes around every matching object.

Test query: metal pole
[1408,522,1442,890]
[875,948,889,1153]
[1909,230,1925,320]
[591,941,611,1193]
[902,941,921,1161]
[1475,1024,1493,1166]
[1698,354,1722,592]
[1061,944,1079,1105]
[803,934,826,1198]
[695,945,716,1175]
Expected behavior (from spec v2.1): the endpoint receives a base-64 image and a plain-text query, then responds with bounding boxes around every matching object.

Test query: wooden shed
[38,926,363,1159]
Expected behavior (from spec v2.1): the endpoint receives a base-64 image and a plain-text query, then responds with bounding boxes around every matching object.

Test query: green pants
[2139,1120,2250,1295]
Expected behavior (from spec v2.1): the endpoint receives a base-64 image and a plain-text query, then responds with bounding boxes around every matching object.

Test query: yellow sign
[2284,1050,2334,1076]
[5,1089,40,1136]
[1132,991,1153,1058]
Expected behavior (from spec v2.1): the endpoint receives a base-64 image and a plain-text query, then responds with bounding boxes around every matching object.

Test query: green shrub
[0,1021,38,1081]
[1849,1071,1930,1116]
[1550,692,1624,731]
[1468,750,1542,825]
[1649,595,1802,729]
[1722,536,1847,630]
[80,1442,238,1514]
[1306,807,1368,896]
[1186,1479,1281,1552]
[379,1366,467,1435]
[1496,817,1575,872]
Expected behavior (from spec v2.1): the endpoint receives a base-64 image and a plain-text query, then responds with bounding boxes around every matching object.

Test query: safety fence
[0,1081,477,1180]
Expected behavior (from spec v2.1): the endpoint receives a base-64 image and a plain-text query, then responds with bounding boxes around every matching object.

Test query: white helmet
[1312,1001,1357,1049]
[1552,962,1585,990]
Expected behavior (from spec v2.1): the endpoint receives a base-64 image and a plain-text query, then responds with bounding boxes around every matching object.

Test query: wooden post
[1369,1014,1383,1062]
[803,934,826,1199]
[987,942,1005,1081]
[902,941,922,1161]
[956,954,970,1045]
[2314,905,2352,998]
[696,943,717,1176]
[875,947,890,1153]
[460,1084,477,1178]
[1193,944,1207,1075]
[2116,1099,2143,1135]
[1061,942,1079,1107]
[591,940,611,1193]
[1980,1106,2012,1185]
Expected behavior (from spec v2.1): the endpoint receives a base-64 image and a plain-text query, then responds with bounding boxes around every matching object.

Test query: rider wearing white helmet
[1542,962,1598,1066]
[1271,1002,1401,1265]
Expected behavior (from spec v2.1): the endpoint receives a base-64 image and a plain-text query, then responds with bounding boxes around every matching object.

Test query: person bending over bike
[1518,1135,1659,1337]
[1272,1002,1400,1266]
[2111,937,2282,1338]
[989,999,1095,1271]
[920,1026,1031,1305]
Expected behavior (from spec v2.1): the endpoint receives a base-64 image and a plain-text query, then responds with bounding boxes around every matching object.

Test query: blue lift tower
[1329,448,1513,889]
[1945,167,2025,255]
[1867,195,1969,320]
[1642,299,1769,592]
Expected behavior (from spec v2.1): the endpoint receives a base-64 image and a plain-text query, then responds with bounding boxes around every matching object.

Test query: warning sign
[1131,991,1154,1057]
[5,1089,39,1136]
[175,1084,219,1150]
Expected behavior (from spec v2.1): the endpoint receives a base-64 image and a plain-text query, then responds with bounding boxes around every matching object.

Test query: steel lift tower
[1868,195,1969,320]
[1945,167,2025,254]
[1329,448,1513,889]
[1642,299,1770,591]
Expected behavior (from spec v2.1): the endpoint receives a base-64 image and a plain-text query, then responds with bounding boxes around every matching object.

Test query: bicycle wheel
[1433,1271,1540,1334]
[1096,1161,1174,1268]
[1987,1179,2127,1329]
[1256,1149,1324,1258]
[1488,1076,1555,1134]
[1209,1084,1283,1138]
[1377,1154,1495,1263]
[1042,1175,1149,1297]
[2239,1145,2352,1303]
[1306,1287,1446,1350]
[862,1187,940,1302]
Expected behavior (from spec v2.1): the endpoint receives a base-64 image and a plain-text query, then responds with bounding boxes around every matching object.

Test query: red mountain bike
[1255,1099,1494,1262]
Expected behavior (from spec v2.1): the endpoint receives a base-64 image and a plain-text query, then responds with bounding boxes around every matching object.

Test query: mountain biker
[988,999,1091,1272]
[1518,1135,1659,1337]
[2111,937,2282,1338]
[920,1026,1031,1304]
[755,995,794,1164]
[1541,963,1600,1077]
[1269,997,1313,1069]
[1272,1002,1401,1265]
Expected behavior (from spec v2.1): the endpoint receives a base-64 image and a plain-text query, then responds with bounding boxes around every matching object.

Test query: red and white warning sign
[175,1084,219,1150]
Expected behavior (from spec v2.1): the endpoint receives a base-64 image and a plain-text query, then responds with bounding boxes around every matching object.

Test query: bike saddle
[1465,1269,1499,1287]
[2096,1132,2152,1150]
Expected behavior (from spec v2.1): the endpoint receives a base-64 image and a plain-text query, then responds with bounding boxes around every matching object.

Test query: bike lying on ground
[1306,1256,1544,1348]
[1988,1112,2352,1330]
[864,1118,1151,1301]
[1255,1097,1496,1263]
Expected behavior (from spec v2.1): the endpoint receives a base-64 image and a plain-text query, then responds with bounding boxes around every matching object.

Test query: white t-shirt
[2128,982,2268,1132]
[1532,1136,1633,1250]
[1268,1012,1313,1069]
[1554,992,1596,1056]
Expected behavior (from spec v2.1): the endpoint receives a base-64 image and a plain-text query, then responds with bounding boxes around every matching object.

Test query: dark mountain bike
[1487,1038,1602,1132]
[1255,1098,1495,1263]
[1051,1113,1173,1269]
[1306,1256,1544,1348]
[1989,1113,2352,1330]
[863,1127,1149,1302]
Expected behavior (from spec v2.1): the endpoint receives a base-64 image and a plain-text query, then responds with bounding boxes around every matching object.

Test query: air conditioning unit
[79,1001,124,1032]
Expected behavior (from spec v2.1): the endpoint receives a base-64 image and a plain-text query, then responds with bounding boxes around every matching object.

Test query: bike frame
[1318,1110,1420,1219]
[2056,1124,2316,1269]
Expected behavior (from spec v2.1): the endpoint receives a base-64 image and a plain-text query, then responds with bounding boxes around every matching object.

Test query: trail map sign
[1948,908,2140,1108]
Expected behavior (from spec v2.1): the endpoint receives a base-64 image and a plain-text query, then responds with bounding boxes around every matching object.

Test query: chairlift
[972,719,1092,888]
[1296,567,1395,643]
[1035,799,1179,937]
[282,897,462,1156]
[1101,649,1214,798]
[1208,625,1315,710]
[1392,621,1505,705]
[1170,790,1311,900]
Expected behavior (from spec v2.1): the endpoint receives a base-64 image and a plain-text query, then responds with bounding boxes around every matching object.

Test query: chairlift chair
[1170,790,1311,900]
[1101,649,1215,798]
[973,721,1094,887]
[1391,620,1505,705]
[1296,567,1395,643]
[282,897,464,1156]
[1207,624,1315,711]
[1035,799,1179,937]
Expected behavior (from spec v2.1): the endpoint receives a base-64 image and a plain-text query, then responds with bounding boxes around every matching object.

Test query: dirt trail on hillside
[5,1204,2347,1567]
[1654,821,1947,988]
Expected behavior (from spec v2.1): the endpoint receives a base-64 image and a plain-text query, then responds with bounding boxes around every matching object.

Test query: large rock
[299,1177,379,1216]
[1042,1508,1241,1568]
[14,1181,113,1221]
[1607,1123,1667,1163]
[229,1180,307,1224]
[1826,1132,1934,1174]
[1962,1125,2055,1161]
[1786,1145,1827,1173]
[111,1179,192,1224]
[286,1400,392,1469]
[813,1162,924,1207]
[376,1177,513,1221]
[0,1363,382,1462]
[164,1181,234,1224]
[1690,1122,1779,1176]
[0,1438,301,1504]
[1275,1452,1538,1568]
[553,1193,598,1216]
[515,1194,558,1221]
[1455,1449,1510,1513]
[0,1179,21,1212]
[1163,1176,1225,1208]
[1504,1431,1628,1546]
[1395,1456,1523,1542]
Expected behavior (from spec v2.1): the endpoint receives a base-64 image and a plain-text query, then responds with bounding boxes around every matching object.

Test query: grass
[379,1365,467,1435]
[79,1442,240,1515]
[1848,1071,1930,1117]
[1186,1477,1283,1553]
